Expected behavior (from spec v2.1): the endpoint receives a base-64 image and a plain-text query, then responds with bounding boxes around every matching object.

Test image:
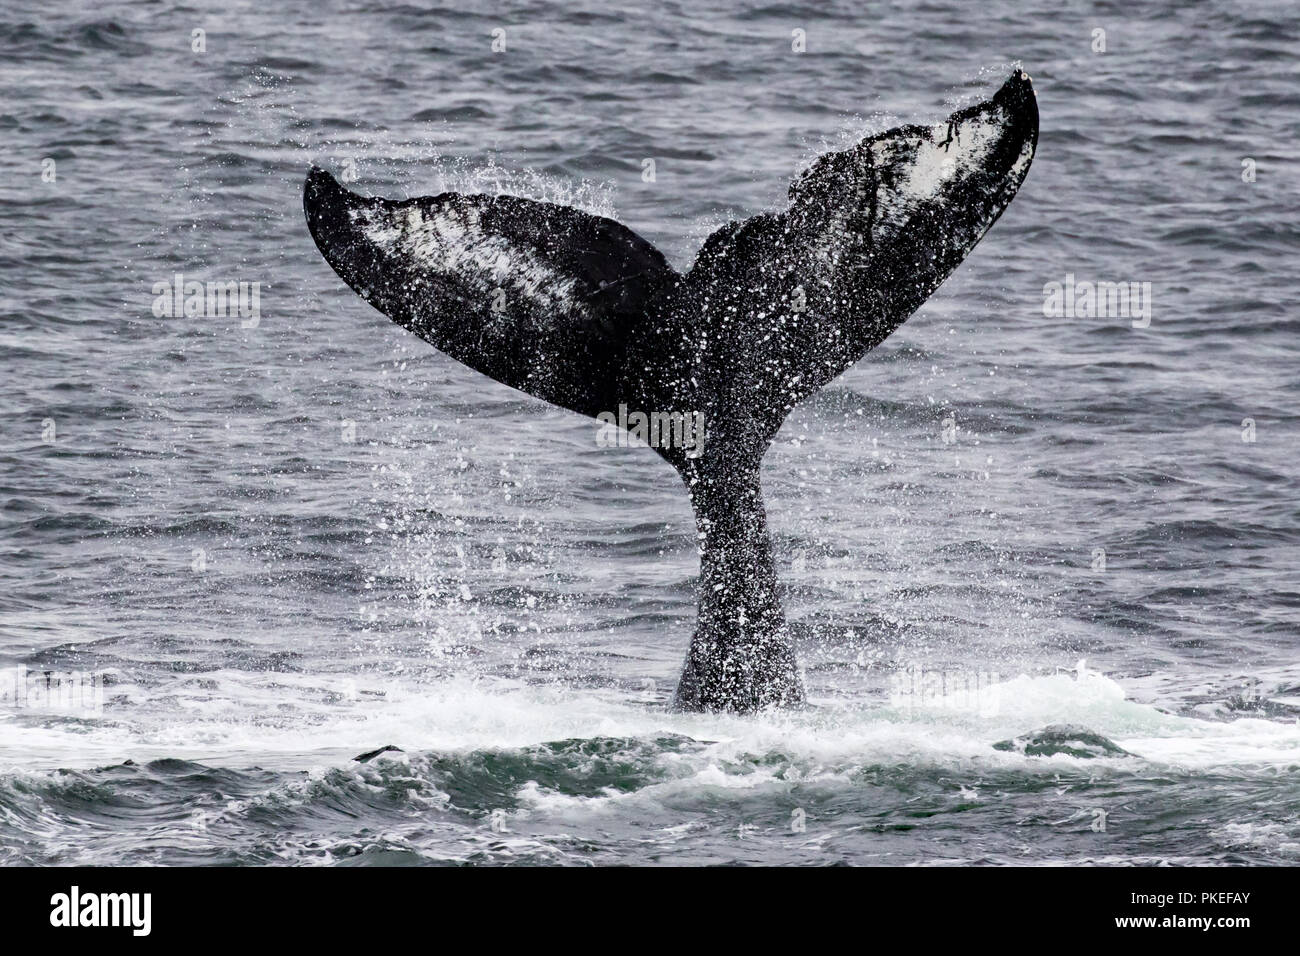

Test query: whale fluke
[303,167,677,421]
[305,70,1039,713]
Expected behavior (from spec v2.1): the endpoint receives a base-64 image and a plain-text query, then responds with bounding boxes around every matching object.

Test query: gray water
[1,0,1298,866]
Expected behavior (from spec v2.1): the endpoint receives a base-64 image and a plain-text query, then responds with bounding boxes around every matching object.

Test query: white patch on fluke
[870,106,1008,238]
[801,95,1030,284]
[1008,135,1035,182]
[350,202,588,326]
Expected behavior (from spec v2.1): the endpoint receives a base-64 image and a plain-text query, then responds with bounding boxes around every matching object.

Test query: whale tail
[304,71,1039,713]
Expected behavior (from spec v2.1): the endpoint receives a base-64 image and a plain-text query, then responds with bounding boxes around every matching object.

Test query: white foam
[3,663,1298,780]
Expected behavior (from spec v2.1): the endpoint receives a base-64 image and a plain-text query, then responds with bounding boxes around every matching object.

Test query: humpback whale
[304,70,1039,713]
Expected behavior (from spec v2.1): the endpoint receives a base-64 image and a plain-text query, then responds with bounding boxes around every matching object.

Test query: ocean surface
[1,0,1298,866]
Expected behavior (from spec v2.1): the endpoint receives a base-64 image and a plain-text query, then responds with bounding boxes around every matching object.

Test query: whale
[304,70,1039,713]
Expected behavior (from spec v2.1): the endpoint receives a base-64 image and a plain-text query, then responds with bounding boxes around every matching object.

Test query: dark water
[2,0,1298,865]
